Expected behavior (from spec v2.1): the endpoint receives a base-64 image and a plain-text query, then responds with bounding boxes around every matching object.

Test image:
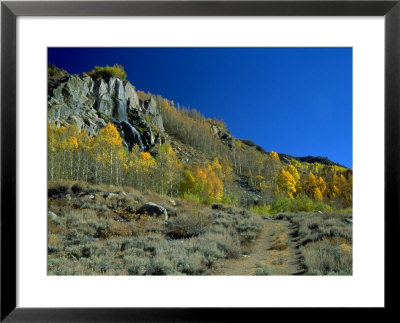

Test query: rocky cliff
[48,64,164,151]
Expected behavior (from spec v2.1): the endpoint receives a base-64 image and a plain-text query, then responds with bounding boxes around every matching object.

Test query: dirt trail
[215,219,304,275]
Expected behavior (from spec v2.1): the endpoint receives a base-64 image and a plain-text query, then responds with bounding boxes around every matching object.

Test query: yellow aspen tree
[276,168,297,199]
[86,137,96,182]
[287,164,300,182]
[331,185,340,198]
[209,157,223,182]
[303,171,318,198]
[179,168,197,199]
[317,176,328,197]
[327,172,342,206]
[269,151,280,163]
[314,187,323,202]
[66,136,78,179]
[286,164,301,196]
[55,125,69,179]
[247,150,265,188]
[47,123,70,181]
[123,156,134,187]
[48,123,58,181]
[55,129,79,180]
[345,173,353,207]
[210,157,222,172]
[115,146,128,186]
[155,145,167,195]
[303,172,327,202]
[159,98,171,112]
[233,140,243,174]
[184,166,208,201]
[220,157,233,181]
[75,128,90,182]
[124,144,141,188]
[330,173,339,191]
[137,151,156,192]
[290,159,302,168]
[310,162,323,176]
[164,146,182,197]
[63,124,83,180]
[155,144,182,196]
[337,174,347,191]
[329,172,350,206]
[93,123,123,185]
[266,151,281,189]
[137,90,152,102]
[220,157,234,196]
[338,173,352,207]
[194,166,207,183]
[204,170,224,201]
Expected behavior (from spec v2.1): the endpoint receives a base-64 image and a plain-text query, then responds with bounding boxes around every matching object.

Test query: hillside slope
[48,64,352,209]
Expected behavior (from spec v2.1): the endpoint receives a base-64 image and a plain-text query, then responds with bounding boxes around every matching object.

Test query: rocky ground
[48,180,352,276]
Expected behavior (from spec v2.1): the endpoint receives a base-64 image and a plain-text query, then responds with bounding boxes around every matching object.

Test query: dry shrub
[302,239,352,275]
[48,233,63,248]
[117,209,136,221]
[339,243,352,254]
[109,222,134,237]
[165,212,210,239]
[49,222,64,234]
[269,240,288,251]
[325,236,352,247]
[98,222,134,239]
[132,215,163,236]
[48,197,69,211]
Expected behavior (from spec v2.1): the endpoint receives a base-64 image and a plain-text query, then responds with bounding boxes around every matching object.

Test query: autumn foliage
[48,123,234,203]
[178,157,227,203]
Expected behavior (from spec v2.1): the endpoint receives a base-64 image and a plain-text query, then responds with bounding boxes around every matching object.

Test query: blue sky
[48,48,352,167]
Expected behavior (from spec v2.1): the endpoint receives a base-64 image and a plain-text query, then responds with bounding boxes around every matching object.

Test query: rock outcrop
[210,124,233,147]
[135,202,168,220]
[48,64,164,150]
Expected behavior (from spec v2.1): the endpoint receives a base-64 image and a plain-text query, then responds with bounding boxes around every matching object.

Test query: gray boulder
[136,202,168,220]
[48,211,58,220]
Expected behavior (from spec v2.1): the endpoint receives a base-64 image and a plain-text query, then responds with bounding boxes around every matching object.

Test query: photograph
[47,47,353,276]
[3,0,397,318]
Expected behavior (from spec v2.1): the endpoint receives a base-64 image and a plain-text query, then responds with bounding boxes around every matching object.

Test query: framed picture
[1,0,398,320]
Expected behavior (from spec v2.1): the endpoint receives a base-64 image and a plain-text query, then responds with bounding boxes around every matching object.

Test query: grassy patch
[270,196,332,214]
[87,64,127,81]
[249,204,271,215]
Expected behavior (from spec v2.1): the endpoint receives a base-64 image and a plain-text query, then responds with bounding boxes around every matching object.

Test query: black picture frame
[1,0,399,321]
